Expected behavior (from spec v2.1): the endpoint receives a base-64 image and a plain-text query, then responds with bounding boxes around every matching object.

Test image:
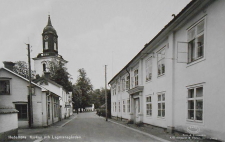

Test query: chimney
[44,72,51,79]
[3,61,15,71]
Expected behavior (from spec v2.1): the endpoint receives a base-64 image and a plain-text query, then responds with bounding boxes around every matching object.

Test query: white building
[0,66,60,128]
[109,0,225,141]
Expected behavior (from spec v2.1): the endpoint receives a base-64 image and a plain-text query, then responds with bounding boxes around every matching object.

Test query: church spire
[47,15,52,26]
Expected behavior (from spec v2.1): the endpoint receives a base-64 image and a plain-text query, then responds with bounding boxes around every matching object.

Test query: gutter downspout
[46,92,51,126]
[125,67,132,121]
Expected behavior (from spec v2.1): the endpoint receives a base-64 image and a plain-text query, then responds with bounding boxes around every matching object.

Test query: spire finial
[47,15,52,26]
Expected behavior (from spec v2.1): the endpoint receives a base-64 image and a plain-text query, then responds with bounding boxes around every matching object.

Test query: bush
[96,108,111,118]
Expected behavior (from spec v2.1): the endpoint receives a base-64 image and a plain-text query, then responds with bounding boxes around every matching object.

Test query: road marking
[59,115,78,127]
[107,119,171,142]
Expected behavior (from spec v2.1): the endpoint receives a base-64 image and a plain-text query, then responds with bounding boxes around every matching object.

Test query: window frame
[125,75,130,90]
[146,95,152,117]
[54,43,57,51]
[0,79,10,95]
[121,77,125,92]
[15,103,28,121]
[118,101,120,112]
[123,100,126,113]
[157,92,165,118]
[134,69,138,87]
[127,99,130,113]
[187,18,205,64]
[187,85,204,123]
[157,47,166,77]
[45,41,48,50]
[117,79,120,93]
[145,57,153,82]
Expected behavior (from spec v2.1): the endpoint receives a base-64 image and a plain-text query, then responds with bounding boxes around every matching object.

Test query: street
[15,112,164,142]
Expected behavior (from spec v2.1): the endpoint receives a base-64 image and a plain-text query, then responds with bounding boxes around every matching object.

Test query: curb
[100,116,170,142]
[59,115,78,127]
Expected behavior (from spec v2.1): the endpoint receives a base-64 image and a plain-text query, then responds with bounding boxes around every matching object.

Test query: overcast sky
[0,0,191,89]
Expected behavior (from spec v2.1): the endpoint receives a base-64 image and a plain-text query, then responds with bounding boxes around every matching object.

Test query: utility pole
[105,65,108,121]
[27,44,33,128]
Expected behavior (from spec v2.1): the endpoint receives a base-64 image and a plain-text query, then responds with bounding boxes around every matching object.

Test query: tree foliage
[13,61,36,79]
[48,61,73,92]
[73,68,93,112]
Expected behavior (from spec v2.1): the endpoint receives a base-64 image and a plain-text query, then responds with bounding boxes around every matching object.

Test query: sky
[0,0,191,89]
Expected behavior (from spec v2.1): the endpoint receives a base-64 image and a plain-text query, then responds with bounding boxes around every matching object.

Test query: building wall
[0,69,47,128]
[110,0,225,140]
[0,113,18,141]
[0,113,18,133]
[173,0,225,139]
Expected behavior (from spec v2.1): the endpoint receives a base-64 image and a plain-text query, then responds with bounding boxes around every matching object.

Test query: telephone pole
[27,44,33,128]
[105,65,108,121]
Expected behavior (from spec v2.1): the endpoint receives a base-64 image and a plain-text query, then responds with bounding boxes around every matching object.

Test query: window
[48,96,50,119]
[125,75,130,90]
[54,97,58,117]
[146,96,152,116]
[115,102,117,112]
[127,100,130,113]
[45,42,48,50]
[188,20,204,63]
[121,78,125,91]
[54,43,57,51]
[157,47,166,76]
[113,102,116,112]
[112,84,116,96]
[158,93,165,117]
[146,58,152,81]
[123,100,125,113]
[0,80,10,95]
[43,63,46,72]
[117,79,120,93]
[118,101,120,112]
[134,69,138,87]
[15,104,27,120]
[187,86,203,121]
[27,87,35,95]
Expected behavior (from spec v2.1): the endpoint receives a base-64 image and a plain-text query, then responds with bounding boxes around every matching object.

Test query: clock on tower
[42,15,58,56]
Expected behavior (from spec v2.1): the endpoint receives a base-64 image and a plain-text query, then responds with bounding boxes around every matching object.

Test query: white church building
[33,15,73,120]
[109,0,225,141]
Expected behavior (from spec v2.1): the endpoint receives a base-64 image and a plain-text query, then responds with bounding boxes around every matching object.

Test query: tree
[13,61,36,79]
[48,61,73,92]
[73,68,93,112]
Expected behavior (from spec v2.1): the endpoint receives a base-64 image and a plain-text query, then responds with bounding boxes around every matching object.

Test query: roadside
[108,116,220,142]
[9,114,77,142]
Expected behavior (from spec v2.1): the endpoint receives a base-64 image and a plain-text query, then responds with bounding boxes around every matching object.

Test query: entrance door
[134,98,139,123]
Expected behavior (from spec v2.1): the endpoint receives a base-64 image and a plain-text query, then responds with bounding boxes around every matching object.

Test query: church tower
[33,15,68,77]
[42,15,58,55]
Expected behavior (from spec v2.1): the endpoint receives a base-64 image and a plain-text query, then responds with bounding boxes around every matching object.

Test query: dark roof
[43,15,57,35]
[34,76,63,88]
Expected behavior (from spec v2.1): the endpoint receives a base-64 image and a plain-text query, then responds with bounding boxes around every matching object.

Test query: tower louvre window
[54,43,57,51]
[45,42,48,50]
[43,63,46,72]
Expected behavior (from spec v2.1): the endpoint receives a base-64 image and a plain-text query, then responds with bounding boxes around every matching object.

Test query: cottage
[0,66,60,128]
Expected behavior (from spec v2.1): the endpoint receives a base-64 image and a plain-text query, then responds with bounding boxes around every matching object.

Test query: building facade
[109,0,225,140]
[0,67,60,128]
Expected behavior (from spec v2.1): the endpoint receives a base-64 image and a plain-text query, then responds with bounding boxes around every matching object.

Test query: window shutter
[177,42,188,63]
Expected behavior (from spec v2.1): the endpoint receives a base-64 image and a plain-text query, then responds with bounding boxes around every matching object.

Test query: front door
[134,98,139,123]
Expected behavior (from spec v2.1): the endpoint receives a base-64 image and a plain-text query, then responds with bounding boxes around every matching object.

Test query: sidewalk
[108,117,220,142]
[11,114,77,142]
